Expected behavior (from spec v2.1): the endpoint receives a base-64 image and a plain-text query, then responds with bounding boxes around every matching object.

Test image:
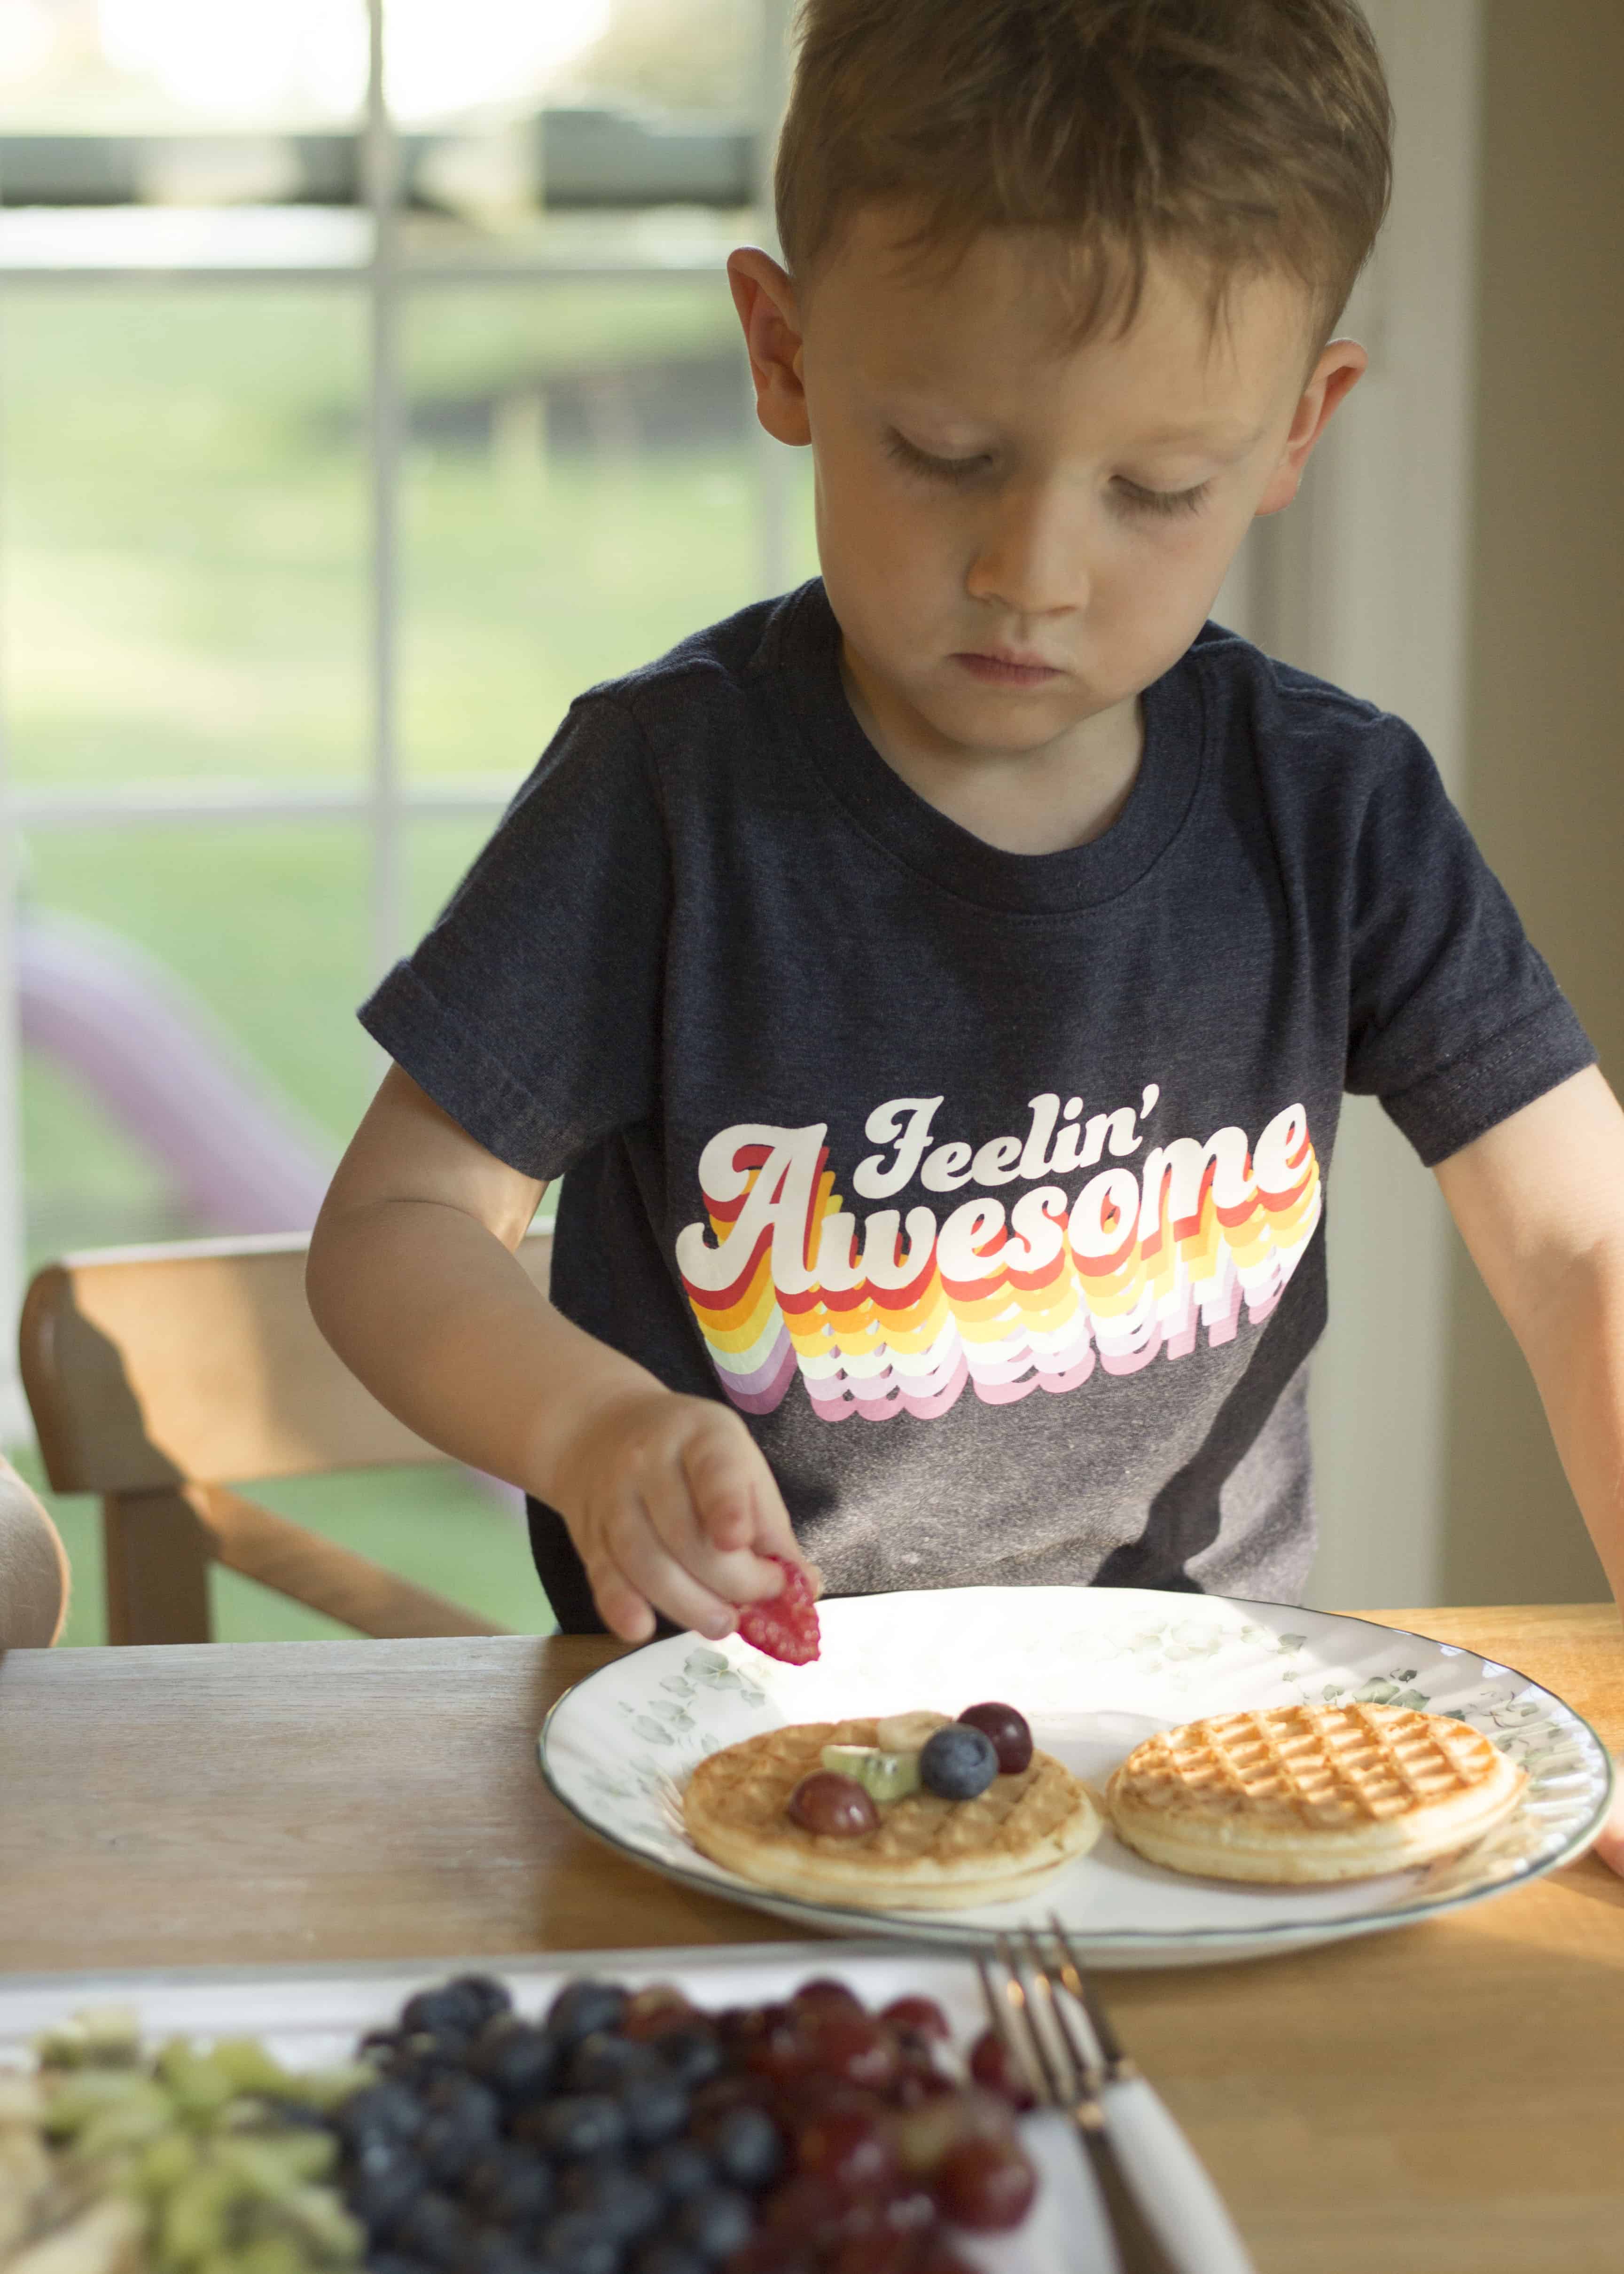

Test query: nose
[964,478,1090,619]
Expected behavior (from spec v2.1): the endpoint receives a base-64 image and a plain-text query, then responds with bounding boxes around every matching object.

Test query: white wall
[1220,2,1484,1610]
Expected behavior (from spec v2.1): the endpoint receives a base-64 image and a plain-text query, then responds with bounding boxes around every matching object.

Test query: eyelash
[1114,479,1213,520]
[883,431,991,486]
[883,431,1212,519]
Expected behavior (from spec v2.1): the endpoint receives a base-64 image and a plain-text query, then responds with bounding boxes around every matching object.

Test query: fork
[976,1927,1256,2274]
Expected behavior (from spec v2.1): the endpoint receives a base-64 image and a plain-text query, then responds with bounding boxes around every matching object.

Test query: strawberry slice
[736,1555,821,1664]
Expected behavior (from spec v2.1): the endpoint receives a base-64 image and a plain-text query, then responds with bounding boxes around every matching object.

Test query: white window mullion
[365,0,405,980]
[0,281,29,1436]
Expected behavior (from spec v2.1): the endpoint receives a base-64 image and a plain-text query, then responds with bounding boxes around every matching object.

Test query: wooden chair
[19,1230,552,1647]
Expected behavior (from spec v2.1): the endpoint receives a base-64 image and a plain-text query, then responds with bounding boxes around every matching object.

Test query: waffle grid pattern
[686,1717,1087,1866]
[1117,1702,1505,1828]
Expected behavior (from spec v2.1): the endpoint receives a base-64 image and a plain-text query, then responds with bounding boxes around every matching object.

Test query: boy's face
[731,212,1365,767]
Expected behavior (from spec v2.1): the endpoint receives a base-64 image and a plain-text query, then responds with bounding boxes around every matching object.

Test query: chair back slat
[21,1230,553,1495]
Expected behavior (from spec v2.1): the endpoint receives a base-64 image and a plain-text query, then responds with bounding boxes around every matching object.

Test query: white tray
[0,1942,1221,2274]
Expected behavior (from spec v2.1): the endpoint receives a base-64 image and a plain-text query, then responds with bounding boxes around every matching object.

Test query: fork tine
[1003,1932,1072,2107]
[976,1941,1045,2102]
[1048,1914,1137,2083]
[1025,1928,1103,2093]
[1013,1931,1184,2274]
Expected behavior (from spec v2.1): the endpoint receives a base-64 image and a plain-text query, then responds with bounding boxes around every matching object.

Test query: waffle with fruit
[1106,1700,1526,1883]
[683,1712,1099,1911]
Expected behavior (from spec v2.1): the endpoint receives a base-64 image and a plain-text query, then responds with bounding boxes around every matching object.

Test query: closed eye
[1113,478,1212,519]
[883,429,995,486]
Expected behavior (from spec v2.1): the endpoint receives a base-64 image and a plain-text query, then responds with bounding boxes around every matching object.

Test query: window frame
[0,0,792,1427]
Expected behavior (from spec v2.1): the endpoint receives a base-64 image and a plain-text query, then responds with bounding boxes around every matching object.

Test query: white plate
[538,1585,1614,1966]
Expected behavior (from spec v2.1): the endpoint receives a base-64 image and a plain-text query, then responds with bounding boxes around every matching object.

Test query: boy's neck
[838,638,1146,857]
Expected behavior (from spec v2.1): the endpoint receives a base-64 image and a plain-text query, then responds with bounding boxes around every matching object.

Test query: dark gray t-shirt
[361,582,1593,1628]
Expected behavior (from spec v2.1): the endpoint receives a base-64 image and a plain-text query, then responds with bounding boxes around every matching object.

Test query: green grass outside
[5,270,815,1643]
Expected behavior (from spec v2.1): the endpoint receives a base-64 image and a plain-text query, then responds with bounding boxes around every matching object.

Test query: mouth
[951,650,1064,688]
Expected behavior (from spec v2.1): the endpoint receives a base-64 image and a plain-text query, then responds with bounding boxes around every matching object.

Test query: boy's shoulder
[570,581,828,735]
[1186,619,1442,811]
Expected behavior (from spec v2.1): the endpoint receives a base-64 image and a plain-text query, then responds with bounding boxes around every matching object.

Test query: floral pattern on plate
[539,1587,1613,1967]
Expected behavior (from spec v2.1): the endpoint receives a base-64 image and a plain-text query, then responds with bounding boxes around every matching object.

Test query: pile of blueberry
[330,1971,1036,2274]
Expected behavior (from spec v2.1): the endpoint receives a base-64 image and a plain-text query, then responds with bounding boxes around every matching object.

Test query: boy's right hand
[548,1388,818,1645]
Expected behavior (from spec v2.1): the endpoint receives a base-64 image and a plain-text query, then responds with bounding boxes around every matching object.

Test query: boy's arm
[1433,1063,1624,1871]
[305,1065,810,1642]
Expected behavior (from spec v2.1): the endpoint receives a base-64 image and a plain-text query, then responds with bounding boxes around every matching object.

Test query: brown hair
[774,0,1393,351]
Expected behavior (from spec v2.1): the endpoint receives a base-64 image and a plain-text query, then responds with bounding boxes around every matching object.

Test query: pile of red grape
[331,1971,1036,2274]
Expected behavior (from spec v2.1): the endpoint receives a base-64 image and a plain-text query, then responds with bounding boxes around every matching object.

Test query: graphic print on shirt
[674,1088,1322,1421]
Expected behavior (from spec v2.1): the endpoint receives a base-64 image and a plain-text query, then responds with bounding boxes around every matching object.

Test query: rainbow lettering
[674,1091,1322,1422]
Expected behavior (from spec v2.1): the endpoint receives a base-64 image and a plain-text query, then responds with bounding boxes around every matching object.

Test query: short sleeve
[1343,721,1594,1165]
[360,696,669,1180]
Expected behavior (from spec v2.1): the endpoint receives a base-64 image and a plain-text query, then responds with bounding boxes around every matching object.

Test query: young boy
[308,0,1624,1855]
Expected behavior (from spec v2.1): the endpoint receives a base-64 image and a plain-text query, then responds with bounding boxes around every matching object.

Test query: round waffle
[1106,1702,1525,1883]
[683,1717,1100,1911]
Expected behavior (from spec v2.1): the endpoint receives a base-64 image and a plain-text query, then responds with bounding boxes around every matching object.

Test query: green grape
[275,2182,362,2262]
[158,2165,238,2267]
[135,2131,203,2200]
[156,2045,237,2124]
[209,2042,297,2099]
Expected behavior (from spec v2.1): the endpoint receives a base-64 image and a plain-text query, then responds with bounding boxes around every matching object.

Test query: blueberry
[468,2238,544,2274]
[336,2081,425,2150]
[558,2160,664,2243]
[546,1980,629,2046]
[701,2104,782,2191]
[538,2209,621,2274]
[391,2188,477,2269]
[401,1977,502,2041]
[918,1722,999,1801]
[674,2186,755,2263]
[344,2153,423,2237]
[463,2142,556,2229]
[516,2094,627,2161]
[566,2031,659,2094]
[468,2021,561,2106]
[421,2073,501,2133]
[653,2027,723,2090]
[620,2072,690,2149]
[629,2247,709,2274]
[639,2139,714,2204]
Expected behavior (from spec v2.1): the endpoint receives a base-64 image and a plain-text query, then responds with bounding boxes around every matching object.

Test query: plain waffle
[1106,1701,1525,1883]
[682,1717,1100,1910]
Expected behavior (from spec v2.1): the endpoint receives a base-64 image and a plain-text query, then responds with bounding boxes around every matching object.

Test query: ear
[1254,338,1368,517]
[727,247,811,447]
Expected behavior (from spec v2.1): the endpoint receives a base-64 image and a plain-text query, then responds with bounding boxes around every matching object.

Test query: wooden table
[2,1606,1621,2272]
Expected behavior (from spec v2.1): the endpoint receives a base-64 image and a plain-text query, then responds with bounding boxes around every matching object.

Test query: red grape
[793,2107,898,2192]
[828,2234,918,2274]
[620,1982,697,2039]
[762,2171,851,2243]
[803,2015,900,2093]
[742,2016,817,2086]
[790,1978,867,2024]
[956,1702,1034,1775]
[787,1774,881,1838]
[879,1996,950,2043]
[934,2136,1038,2232]
[967,2028,1037,2110]
[913,2236,978,2274]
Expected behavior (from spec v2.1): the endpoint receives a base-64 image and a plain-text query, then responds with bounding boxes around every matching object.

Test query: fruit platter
[0,1947,1158,2274]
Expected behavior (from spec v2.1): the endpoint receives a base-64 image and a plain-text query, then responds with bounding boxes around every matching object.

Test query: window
[1,0,809,1635]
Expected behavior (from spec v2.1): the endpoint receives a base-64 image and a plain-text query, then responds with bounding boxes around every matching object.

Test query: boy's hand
[549,1387,819,1645]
